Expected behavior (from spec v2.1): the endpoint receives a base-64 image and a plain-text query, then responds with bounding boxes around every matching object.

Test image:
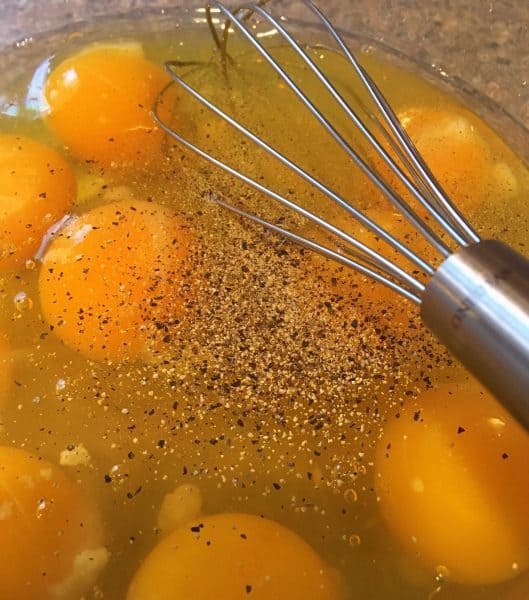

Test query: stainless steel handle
[421,239,529,429]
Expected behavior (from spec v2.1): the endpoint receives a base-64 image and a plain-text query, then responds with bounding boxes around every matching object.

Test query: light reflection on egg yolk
[0,446,106,599]
[44,45,170,168]
[127,512,342,600]
[38,199,193,362]
[375,382,529,585]
[0,134,75,271]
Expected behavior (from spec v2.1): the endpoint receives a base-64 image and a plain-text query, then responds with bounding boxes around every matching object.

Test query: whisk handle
[421,239,529,429]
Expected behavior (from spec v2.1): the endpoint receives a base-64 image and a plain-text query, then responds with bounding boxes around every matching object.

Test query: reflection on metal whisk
[153,0,529,428]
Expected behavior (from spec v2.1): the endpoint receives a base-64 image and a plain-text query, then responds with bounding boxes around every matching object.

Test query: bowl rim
[1,3,528,161]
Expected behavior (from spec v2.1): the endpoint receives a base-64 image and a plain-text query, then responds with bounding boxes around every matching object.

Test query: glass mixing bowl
[2,0,529,129]
[0,2,528,599]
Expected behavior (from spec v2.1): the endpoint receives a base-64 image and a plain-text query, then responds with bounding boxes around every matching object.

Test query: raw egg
[38,199,193,362]
[0,332,13,407]
[375,381,529,585]
[0,445,106,599]
[127,512,342,599]
[363,106,503,215]
[398,107,493,212]
[44,44,170,168]
[0,134,75,270]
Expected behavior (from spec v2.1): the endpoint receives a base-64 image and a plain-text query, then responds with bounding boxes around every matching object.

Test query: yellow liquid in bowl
[0,13,528,599]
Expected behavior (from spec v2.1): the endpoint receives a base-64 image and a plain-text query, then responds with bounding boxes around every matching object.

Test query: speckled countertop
[1,0,528,127]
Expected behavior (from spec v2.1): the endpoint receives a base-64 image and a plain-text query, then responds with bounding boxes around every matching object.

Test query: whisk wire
[213,1,459,257]
[362,73,480,243]
[154,0,529,430]
[153,0,483,302]
[206,0,273,65]
[155,72,426,294]
[302,0,480,245]
[214,196,424,302]
[359,102,446,213]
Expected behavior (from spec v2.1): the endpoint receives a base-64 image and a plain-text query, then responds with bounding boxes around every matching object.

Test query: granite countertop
[1,0,528,127]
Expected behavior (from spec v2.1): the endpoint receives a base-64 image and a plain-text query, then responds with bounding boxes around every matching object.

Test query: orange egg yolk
[38,199,193,362]
[375,381,529,585]
[0,332,13,408]
[398,106,493,212]
[44,45,170,168]
[127,512,342,600]
[361,106,497,217]
[0,134,75,271]
[0,446,106,599]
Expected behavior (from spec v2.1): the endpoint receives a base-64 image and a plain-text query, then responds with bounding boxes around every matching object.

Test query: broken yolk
[0,446,106,600]
[375,381,529,585]
[0,134,75,271]
[127,512,342,600]
[44,45,170,168]
[38,199,193,362]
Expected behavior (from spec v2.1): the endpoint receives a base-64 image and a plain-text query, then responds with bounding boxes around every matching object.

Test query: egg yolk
[127,512,342,600]
[44,45,170,168]
[506,571,529,600]
[0,134,75,270]
[0,332,13,408]
[400,107,494,211]
[38,199,193,362]
[375,382,529,585]
[0,446,106,599]
[364,106,498,215]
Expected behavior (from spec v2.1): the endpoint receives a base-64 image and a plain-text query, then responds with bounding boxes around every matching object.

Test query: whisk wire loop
[211,0,463,257]
[226,1,466,253]
[153,0,529,429]
[155,72,425,295]
[302,0,481,246]
[154,0,529,426]
[153,0,486,303]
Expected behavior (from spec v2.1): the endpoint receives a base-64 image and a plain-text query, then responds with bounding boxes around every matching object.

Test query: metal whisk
[153,0,529,428]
